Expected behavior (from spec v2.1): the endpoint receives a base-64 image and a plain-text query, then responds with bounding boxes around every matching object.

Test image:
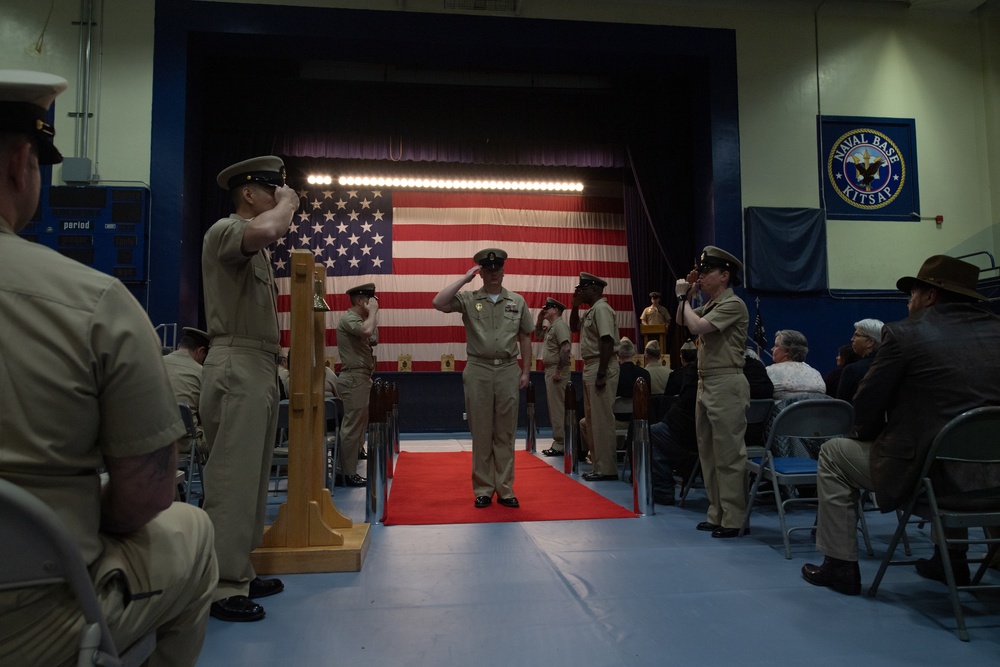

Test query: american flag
[272,186,635,372]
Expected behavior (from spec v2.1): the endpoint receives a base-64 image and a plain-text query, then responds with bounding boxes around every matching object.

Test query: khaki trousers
[696,373,749,528]
[464,360,520,498]
[544,367,567,451]
[815,437,874,561]
[0,503,218,667]
[337,370,373,476]
[200,346,279,599]
[583,360,620,476]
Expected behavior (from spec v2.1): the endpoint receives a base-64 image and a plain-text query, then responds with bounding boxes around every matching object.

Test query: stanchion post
[631,377,653,516]
[525,381,536,453]
[365,381,388,524]
[563,381,578,475]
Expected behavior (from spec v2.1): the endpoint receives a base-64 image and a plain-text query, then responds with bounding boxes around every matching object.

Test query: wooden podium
[250,251,370,573]
[641,324,666,361]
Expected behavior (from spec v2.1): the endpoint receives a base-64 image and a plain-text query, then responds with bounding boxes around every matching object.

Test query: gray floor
[195,434,1000,666]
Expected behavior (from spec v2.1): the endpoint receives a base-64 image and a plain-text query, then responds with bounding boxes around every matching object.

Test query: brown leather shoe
[802,557,861,596]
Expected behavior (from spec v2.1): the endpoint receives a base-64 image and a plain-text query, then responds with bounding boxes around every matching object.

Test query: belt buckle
[493,358,502,366]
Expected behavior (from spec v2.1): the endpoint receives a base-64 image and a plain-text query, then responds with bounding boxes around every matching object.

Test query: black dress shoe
[210,596,265,622]
[335,474,367,487]
[915,547,970,586]
[582,472,618,482]
[653,493,676,506]
[541,448,563,457]
[696,522,720,532]
[358,448,367,460]
[497,496,520,508]
[474,495,492,508]
[802,557,861,596]
[248,576,284,599]
[711,526,744,538]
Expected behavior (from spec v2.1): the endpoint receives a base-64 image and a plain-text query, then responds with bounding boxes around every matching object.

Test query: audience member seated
[324,360,340,398]
[163,326,211,458]
[650,341,699,505]
[766,329,826,399]
[0,70,217,665]
[824,344,861,397]
[804,255,1000,596]
[836,318,884,404]
[277,351,290,400]
[743,347,775,449]
[643,339,672,395]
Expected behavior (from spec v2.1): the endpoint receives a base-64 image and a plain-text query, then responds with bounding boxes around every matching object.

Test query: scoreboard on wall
[20,186,150,302]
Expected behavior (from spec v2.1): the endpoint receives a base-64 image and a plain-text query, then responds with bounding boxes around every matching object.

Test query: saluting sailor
[433,248,533,508]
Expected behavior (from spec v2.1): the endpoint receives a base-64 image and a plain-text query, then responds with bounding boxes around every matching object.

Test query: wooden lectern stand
[640,324,666,361]
[250,251,370,573]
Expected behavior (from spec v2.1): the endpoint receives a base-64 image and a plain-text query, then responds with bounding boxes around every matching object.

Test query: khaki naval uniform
[541,317,572,451]
[641,304,672,326]
[692,287,750,529]
[451,288,533,498]
[579,297,620,476]
[336,309,377,477]
[0,221,217,667]
[200,215,281,601]
[163,349,207,456]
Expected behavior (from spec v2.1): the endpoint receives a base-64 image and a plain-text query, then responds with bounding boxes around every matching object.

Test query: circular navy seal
[827,128,905,210]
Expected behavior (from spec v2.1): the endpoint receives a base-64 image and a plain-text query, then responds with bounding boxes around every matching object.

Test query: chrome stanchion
[365,381,388,524]
[525,381,536,453]
[563,381,578,475]
[631,377,653,516]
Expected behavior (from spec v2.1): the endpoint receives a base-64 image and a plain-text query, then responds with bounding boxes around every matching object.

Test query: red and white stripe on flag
[274,189,634,372]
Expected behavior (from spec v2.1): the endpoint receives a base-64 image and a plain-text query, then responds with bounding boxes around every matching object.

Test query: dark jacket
[617,361,651,399]
[836,355,874,405]
[857,303,1000,511]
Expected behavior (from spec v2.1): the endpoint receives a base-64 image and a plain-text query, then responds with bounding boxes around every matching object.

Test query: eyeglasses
[850,332,872,340]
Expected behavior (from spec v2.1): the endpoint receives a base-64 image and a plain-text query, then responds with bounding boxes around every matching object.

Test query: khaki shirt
[693,287,748,371]
[337,309,377,372]
[641,304,672,326]
[202,215,279,343]
[542,317,572,369]
[450,288,532,358]
[163,350,202,410]
[0,221,185,566]
[579,297,617,360]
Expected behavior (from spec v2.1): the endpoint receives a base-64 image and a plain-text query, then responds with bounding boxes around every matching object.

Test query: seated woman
[824,343,860,397]
[766,329,826,399]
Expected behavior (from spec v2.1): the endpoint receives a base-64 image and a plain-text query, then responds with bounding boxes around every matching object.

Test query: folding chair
[176,403,204,505]
[269,399,290,498]
[739,398,855,559]
[324,396,344,491]
[867,406,1000,641]
[678,398,774,507]
[614,396,633,480]
[0,477,156,667]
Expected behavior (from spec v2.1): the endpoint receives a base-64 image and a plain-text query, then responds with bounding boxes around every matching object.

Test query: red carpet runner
[384,450,636,525]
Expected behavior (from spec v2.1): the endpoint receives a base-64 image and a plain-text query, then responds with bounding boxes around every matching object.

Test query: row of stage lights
[305,174,585,192]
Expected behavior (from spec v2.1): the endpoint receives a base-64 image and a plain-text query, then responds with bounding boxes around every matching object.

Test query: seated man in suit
[803,255,1000,595]
[835,318,883,404]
